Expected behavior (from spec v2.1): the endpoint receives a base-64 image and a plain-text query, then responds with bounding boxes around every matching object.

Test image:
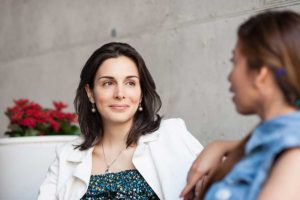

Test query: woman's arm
[180,139,241,199]
[38,150,60,200]
[258,148,300,200]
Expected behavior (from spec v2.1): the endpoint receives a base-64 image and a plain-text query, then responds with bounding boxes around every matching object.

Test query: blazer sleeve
[148,118,203,200]
[37,146,60,200]
[177,118,203,156]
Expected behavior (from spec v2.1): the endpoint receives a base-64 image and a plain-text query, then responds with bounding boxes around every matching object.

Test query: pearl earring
[138,103,143,112]
[91,103,96,113]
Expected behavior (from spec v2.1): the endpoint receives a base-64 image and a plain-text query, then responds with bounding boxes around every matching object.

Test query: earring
[138,103,143,112]
[91,103,96,113]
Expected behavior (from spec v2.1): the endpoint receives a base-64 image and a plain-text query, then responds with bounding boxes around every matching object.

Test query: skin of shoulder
[258,148,300,200]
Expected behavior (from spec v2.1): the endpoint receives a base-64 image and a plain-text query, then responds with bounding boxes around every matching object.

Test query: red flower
[25,102,42,111]
[14,99,29,107]
[53,101,68,111]
[52,110,65,120]
[64,113,78,122]
[49,118,60,132]
[11,110,23,123]
[20,118,37,128]
[5,99,79,137]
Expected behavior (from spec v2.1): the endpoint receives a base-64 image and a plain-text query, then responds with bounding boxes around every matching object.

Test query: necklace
[101,143,126,174]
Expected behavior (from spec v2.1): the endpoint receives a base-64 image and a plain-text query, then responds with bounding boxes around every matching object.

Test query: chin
[235,106,255,115]
[105,115,135,124]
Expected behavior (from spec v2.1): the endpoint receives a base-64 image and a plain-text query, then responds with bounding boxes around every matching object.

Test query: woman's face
[86,56,142,126]
[228,41,259,115]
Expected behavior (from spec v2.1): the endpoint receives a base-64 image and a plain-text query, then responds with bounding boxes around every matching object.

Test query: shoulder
[157,118,198,139]
[55,136,86,158]
[272,148,300,171]
[279,148,300,162]
[156,118,202,149]
[271,130,300,156]
[159,118,187,131]
[258,148,300,200]
[155,118,190,139]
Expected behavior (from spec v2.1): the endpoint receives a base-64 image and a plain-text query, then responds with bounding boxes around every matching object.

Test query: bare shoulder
[258,148,300,200]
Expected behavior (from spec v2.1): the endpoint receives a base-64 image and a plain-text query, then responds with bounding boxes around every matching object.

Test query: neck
[101,119,133,148]
[258,98,296,121]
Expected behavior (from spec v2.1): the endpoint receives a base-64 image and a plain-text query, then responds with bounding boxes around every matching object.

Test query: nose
[114,85,125,99]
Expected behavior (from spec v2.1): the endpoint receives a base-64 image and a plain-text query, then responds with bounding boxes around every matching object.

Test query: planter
[0,135,79,200]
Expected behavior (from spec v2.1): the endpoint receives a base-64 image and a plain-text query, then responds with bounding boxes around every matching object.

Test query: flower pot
[0,135,79,200]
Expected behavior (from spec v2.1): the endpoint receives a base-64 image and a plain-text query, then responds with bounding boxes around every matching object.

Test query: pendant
[105,168,111,174]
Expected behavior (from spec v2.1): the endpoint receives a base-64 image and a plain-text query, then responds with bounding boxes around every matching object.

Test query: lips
[229,87,235,101]
[109,104,129,110]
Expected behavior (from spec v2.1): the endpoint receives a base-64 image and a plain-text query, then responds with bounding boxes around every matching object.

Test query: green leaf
[9,124,23,132]
[5,131,23,137]
[24,129,40,136]
[36,123,47,132]
[70,125,80,135]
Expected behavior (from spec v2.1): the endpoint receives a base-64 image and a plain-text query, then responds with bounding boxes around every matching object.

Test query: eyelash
[101,81,136,87]
[102,81,113,86]
[127,81,136,86]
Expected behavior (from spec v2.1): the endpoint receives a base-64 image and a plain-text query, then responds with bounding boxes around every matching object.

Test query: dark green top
[80,169,160,200]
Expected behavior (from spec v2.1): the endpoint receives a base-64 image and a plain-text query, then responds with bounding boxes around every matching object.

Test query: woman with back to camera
[38,42,203,200]
[181,10,300,200]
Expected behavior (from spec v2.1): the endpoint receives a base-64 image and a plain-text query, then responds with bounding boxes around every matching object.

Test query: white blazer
[38,118,203,200]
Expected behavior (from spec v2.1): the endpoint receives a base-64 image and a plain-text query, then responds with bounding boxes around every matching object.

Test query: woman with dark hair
[181,10,300,200]
[38,42,203,200]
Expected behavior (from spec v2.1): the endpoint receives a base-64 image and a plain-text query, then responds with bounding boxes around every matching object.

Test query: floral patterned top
[80,169,159,200]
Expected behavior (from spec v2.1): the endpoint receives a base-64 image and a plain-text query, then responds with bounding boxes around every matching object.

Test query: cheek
[93,88,112,104]
[127,89,142,103]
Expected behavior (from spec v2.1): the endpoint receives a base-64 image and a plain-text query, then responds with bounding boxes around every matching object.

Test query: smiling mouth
[109,105,129,110]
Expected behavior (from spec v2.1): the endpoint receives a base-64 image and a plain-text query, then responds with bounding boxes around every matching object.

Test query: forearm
[211,140,239,153]
[181,139,242,199]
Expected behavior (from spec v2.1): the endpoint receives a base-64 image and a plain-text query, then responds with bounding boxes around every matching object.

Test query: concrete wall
[1,0,300,144]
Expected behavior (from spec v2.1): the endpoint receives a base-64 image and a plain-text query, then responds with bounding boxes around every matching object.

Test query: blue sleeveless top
[80,169,159,200]
[205,111,300,200]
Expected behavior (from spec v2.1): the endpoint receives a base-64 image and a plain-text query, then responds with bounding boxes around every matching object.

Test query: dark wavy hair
[74,42,162,150]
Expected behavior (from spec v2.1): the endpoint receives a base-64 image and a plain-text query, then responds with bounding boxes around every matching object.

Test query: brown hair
[74,42,162,150]
[203,10,300,196]
[238,10,300,106]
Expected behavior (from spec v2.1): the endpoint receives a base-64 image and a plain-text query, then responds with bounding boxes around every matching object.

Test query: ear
[85,84,95,103]
[254,66,272,91]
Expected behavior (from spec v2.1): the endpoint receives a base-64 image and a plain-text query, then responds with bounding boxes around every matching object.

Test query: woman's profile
[182,10,300,200]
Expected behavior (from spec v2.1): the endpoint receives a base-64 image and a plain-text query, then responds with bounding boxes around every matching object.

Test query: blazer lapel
[66,146,94,198]
[132,131,164,199]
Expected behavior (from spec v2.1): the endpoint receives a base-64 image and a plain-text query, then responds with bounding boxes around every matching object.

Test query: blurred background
[1,0,300,144]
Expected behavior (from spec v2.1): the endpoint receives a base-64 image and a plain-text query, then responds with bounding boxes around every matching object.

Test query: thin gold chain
[101,143,126,173]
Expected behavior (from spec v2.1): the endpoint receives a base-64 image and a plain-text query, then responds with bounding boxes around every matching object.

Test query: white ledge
[0,135,79,145]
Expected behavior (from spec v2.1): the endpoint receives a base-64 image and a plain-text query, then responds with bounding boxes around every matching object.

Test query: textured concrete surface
[1,0,300,144]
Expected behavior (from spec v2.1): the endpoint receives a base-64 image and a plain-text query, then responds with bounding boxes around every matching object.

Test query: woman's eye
[103,81,113,86]
[126,81,136,86]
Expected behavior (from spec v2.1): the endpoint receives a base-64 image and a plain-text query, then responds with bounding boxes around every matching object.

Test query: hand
[180,140,239,199]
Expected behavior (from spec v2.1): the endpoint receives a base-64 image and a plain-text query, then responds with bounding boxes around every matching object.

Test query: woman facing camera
[182,10,300,200]
[38,42,203,200]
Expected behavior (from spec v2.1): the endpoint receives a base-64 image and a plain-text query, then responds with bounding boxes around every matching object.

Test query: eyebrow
[97,75,139,80]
